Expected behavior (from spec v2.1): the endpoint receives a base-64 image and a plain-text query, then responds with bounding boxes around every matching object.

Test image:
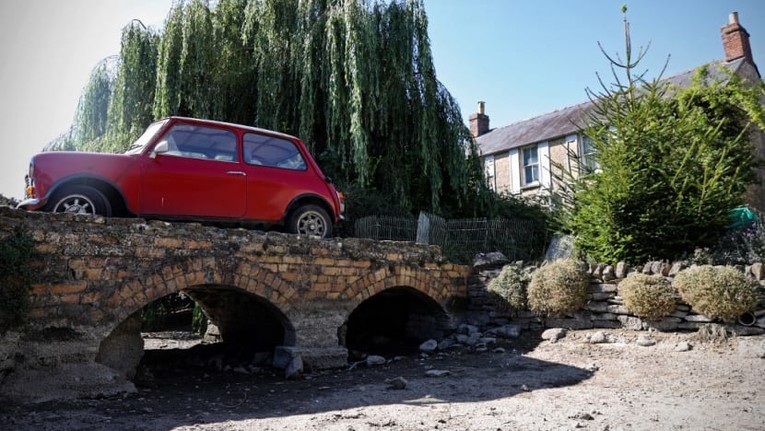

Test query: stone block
[585,301,610,313]
[678,322,707,330]
[668,262,684,277]
[728,326,765,336]
[545,318,594,330]
[591,320,621,329]
[645,317,681,332]
[642,262,654,274]
[684,314,713,323]
[590,313,617,321]
[751,262,764,280]
[485,324,521,339]
[617,315,644,330]
[615,262,628,279]
[589,283,618,293]
[602,265,616,282]
[606,305,629,315]
[273,346,302,370]
[651,262,664,275]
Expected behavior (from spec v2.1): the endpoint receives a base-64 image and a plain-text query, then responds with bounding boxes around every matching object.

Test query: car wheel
[287,205,332,238]
[50,185,112,216]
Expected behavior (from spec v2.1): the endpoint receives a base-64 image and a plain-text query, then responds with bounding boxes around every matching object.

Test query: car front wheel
[49,185,112,217]
[287,205,332,238]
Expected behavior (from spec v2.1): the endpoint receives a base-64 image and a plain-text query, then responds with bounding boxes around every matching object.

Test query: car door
[139,123,246,218]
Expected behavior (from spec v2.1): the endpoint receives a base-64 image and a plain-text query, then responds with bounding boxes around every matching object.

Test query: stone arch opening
[342,286,451,358]
[184,284,296,350]
[98,285,295,382]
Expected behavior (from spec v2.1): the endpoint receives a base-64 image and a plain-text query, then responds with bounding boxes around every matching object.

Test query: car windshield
[124,120,169,155]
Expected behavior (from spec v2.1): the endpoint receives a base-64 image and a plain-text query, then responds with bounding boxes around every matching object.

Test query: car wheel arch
[284,194,336,223]
[46,175,131,217]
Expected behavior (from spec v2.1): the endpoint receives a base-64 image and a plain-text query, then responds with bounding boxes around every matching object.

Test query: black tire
[49,185,112,217]
[287,205,332,238]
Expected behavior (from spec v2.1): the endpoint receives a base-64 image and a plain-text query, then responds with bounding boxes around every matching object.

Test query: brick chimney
[721,12,754,64]
[469,101,490,138]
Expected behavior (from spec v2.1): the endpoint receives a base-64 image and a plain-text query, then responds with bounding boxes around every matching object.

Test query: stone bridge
[0,208,470,401]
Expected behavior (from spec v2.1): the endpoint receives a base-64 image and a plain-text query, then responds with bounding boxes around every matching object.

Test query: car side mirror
[150,141,169,159]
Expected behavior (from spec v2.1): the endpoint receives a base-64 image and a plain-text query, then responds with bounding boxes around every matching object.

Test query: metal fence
[354,212,540,264]
[352,215,418,242]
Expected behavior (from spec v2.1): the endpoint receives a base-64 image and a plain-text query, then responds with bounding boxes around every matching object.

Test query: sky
[0,0,763,200]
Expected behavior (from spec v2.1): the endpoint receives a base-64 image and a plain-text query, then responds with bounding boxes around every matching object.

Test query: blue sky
[424,0,765,127]
[0,0,763,199]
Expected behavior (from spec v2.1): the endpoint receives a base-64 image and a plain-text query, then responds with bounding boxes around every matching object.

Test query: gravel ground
[3,329,764,431]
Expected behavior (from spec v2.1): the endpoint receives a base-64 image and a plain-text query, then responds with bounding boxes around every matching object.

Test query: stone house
[473,12,765,210]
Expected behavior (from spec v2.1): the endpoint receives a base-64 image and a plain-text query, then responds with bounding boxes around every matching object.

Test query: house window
[484,155,496,191]
[522,146,539,185]
[581,135,599,172]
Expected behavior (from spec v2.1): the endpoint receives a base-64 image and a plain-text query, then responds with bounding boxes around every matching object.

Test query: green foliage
[0,225,34,332]
[73,61,114,149]
[487,264,530,310]
[527,259,589,316]
[618,274,676,319]
[55,0,495,220]
[558,9,765,264]
[673,265,760,320]
[191,302,208,335]
[104,20,160,152]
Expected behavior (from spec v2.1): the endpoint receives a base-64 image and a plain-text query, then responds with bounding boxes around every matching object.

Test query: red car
[19,117,344,238]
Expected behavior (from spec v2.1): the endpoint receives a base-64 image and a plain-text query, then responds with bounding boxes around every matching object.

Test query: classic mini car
[18,117,344,238]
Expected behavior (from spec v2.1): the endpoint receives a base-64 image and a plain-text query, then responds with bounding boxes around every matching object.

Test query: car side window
[243,133,307,170]
[158,124,238,162]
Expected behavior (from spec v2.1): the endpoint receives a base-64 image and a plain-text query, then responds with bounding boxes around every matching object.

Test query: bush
[619,274,677,319]
[527,259,589,316]
[487,264,530,310]
[673,265,760,320]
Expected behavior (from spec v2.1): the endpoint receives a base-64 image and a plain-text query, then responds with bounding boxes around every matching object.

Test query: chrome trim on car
[17,198,43,210]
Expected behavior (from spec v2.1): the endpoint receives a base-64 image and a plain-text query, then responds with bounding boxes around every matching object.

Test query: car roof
[166,116,302,142]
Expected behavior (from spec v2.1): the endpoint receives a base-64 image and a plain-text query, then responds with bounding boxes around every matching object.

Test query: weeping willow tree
[102,20,160,152]
[55,0,505,219]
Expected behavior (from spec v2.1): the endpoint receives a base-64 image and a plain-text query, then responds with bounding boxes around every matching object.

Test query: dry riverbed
[3,329,764,431]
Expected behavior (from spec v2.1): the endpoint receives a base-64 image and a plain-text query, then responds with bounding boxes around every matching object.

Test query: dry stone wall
[469,258,765,335]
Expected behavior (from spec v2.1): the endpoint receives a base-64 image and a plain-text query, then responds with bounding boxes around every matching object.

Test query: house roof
[476,58,748,156]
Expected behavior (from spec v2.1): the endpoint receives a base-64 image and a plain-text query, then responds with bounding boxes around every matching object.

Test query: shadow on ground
[4,333,594,431]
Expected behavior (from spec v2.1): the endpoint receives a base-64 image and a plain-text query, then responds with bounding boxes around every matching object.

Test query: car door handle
[226,171,246,176]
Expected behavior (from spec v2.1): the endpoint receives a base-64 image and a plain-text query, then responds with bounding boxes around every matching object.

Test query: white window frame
[483,155,496,191]
[521,144,543,188]
[581,134,599,173]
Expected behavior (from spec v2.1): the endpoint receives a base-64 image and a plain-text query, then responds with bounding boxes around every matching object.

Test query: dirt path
[4,329,764,431]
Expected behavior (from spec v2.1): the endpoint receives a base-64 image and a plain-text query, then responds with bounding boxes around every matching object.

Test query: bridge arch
[341,265,451,308]
[104,257,298,333]
[97,257,299,378]
[340,267,454,357]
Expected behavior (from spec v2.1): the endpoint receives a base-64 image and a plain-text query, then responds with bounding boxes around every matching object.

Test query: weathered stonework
[0,207,469,401]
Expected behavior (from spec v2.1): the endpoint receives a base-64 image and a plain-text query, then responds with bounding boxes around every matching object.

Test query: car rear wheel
[287,205,332,238]
[50,185,112,217]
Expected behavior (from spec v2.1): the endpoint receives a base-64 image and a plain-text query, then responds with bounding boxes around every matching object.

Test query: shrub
[673,265,760,320]
[527,259,589,316]
[487,264,530,310]
[619,274,677,319]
